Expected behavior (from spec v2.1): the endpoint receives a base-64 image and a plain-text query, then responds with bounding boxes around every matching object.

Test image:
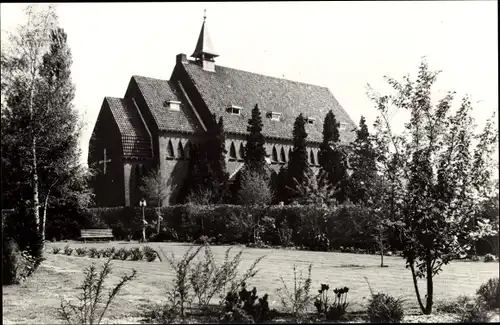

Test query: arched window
[185,141,191,159]
[310,150,316,165]
[271,146,278,163]
[280,147,287,163]
[229,142,237,161]
[239,143,245,161]
[167,140,175,159]
[177,141,185,159]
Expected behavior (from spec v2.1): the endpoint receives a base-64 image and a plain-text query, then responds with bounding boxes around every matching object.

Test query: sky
[1,1,498,166]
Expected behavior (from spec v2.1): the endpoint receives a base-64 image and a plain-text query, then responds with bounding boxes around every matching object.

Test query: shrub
[101,247,116,258]
[63,245,73,256]
[326,287,350,321]
[58,258,136,325]
[476,277,499,310]
[114,247,129,260]
[88,247,101,258]
[2,238,41,285]
[189,243,265,311]
[52,247,61,254]
[140,302,182,324]
[143,246,158,262]
[484,253,497,262]
[276,264,313,321]
[75,248,87,257]
[221,282,271,323]
[458,302,490,323]
[366,293,405,323]
[436,295,475,314]
[130,247,144,261]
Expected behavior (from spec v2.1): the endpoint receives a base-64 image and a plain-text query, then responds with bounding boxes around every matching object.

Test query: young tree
[206,114,230,203]
[140,167,175,234]
[318,110,349,203]
[291,170,336,206]
[369,59,498,314]
[348,116,377,204]
[244,104,267,173]
[285,113,310,203]
[237,168,274,206]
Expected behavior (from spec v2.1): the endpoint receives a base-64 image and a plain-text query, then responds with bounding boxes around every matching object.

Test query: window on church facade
[310,150,316,165]
[238,143,245,161]
[271,146,278,163]
[177,141,185,159]
[167,140,175,159]
[229,142,237,160]
[226,105,242,115]
[280,147,287,163]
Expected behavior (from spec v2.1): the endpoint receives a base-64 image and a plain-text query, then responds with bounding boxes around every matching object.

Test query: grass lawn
[3,241,499,324]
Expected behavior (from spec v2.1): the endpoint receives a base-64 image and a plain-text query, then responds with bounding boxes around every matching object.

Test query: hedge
[85,204,404,251]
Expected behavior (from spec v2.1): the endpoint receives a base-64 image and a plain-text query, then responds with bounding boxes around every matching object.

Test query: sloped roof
[105,97,152,159]
[181,60,357,143]
[132,75,200,133]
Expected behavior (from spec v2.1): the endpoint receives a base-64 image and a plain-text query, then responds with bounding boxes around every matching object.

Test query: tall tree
[348,116,377,204]
[369,59,498,315]
[1,6,89,246]
[244,104,267,173]
[285,113,310,203]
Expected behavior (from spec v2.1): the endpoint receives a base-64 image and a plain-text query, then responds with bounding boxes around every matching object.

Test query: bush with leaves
[2,238,41,285]
[143,246,158,262]
[88,247,101,258]
[483,253,497,262]
[75,248,87,257]
[476,277,499,310]
[365,277,404,323]
[63,245,73,256]
[52,247,61,254]
[114,247,129,261]
[101,247,115,258]
[58,258,136,324]
[458,302,490,323]
[129,247,144,261]
[237,169,274,206]
[221,282,271,324]
[275,264,313,321]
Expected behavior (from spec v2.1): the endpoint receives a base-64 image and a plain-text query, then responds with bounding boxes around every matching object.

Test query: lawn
[3,241,499,324]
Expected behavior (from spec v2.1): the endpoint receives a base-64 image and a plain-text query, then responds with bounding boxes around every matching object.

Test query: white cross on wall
[98,148,112,175]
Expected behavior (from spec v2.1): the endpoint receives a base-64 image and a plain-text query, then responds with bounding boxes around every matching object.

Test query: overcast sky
[1,1,498,166]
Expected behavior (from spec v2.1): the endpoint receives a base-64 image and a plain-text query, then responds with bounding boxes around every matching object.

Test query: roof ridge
[184,60,329,90]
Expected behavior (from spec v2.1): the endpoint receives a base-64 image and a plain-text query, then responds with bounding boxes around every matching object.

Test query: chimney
[176,53,188,64]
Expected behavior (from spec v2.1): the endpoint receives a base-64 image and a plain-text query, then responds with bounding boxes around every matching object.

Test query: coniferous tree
[244,104,267,173]
[208,115,230,203]
[348,116,377,204]
[285,113,310,203]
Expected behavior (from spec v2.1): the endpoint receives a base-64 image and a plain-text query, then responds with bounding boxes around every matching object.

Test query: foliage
[435,295,476,314]
[458,302,490,323]
[276,264,313,321]
[476,277,499,310]
[75,248,87,257]
[366,293,405,323]
[143,246,157,262]
[140,302,184,324]
[88,247,101,258]
[314,284,350,321]
[221,282,271,324]
[58,258,136,325]
[63,245,73,256]
[237,168,274,206]
[114,247,129,261]
[52,246,61,254]
[101,247,115,258]
[244,104,267,173]
[484,253,497,262]
[369,59,498,314]
[284,114,311,203]
[291,170,336,206]
[2,237,41,285]
[130,247,144,261]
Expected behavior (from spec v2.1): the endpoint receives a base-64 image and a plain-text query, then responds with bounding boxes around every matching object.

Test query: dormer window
[226,105,242,115]
[165,100,181,111]
[266,111,281,121]
[306,117,316,125]
[339,122,348,131]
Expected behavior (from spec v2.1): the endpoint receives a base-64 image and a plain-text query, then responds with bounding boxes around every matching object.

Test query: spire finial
[203,9,206,22]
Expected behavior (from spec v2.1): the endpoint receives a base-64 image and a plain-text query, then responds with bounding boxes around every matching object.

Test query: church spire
[191,10,218,71]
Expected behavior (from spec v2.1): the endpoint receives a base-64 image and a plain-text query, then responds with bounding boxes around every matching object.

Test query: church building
[88,14,357,207]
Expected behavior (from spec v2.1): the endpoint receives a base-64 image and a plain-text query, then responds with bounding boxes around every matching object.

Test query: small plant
[366,293,404,323]
[101,247,116,258]
[130,247,144,261]
[52,247,61,254]
[75,248,87,257]
[114,247,129,260]
[436,295,475,314]
[314,283,330,315]
[458,302,490,323]
[222,282,271,323]
[276,264,313,321]
[484,253,497,262]
[58,258,136,325]
[476,277,499,310]
[63,245,73,256]
[326,287,350,321]
[143,246,158,262]
[88,247,101,258]
[140,302,182,324]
